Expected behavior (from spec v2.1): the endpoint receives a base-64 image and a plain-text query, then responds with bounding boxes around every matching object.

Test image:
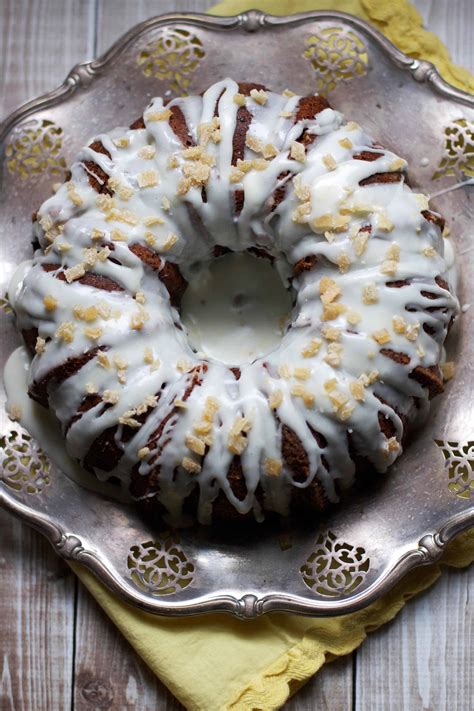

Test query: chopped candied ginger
[353,231,369,257]
[362,282,379,304]
[269,390,283,409]
[181,456,201,474]
[43,294,58,311]
[294,366,311,380]
[319,276,341,305]
[84,326,103,341]
[7,404,22,421]
[322,154,337,171]
[162,233,178,251]
[250,88,268,105]
[321,326,341,341]
[323,342,343,367]
[66,182,83,206]
[290,384,315,408]
[392,315,407,334]
[185,434,206,456]
[346,309,361,325]
[441,361,455,381]
[102,389,119,404]
[301,339,322,357]
[137,170,159,188]
[55,321,75,343]
[372,329,391,345]
[130,308,149,331]
[405,323,420,341]
[182,161,211,186]
[97,353,111,369]
[35,337,46,354]
[265,458,283,476]
[230,168,245,184]
[228,416,252,454]
[321,303,347,321]
[146,108,172,121]
[64,264,86,283]
[233,92,246,106]
[290,142,306,163]
[312,214,350,234]
[339,137,353,149]
[349,378,366,402]
[138,145,156,160]
[377,212,394,233]
[337,251,351,273]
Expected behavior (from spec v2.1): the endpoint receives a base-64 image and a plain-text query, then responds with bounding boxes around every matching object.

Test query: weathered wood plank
[73,584,184,710]
[412,0,474,72]
[96,0,215,54]
[0,2,94,710]
[355,3,473,709]
[286,655,353,710]
[0,0,95,118]
[355,565,474,711]
[0,510,76,711]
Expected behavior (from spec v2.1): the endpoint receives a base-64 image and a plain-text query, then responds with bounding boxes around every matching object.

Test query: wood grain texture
[355,565,474,711]
[0,1,472,710]
[0,0,95,117]
[285,655,354,710]
[0,510,76,711]
[412,0,474,71]
[73,584,184,710]
[0,3,91,711]
[96,0,216,53]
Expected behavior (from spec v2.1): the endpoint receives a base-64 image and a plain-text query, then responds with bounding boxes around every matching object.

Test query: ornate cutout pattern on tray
[435,439,474,499]
[303,26,368,94]
[5,118,67,181]
[137,28,205,95]
[0,426,51,495]
[128,535,195,596]
[432,118,474,180]
[300,530,370,597]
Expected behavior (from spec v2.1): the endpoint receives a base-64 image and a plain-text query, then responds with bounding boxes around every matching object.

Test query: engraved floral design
[137,28,205,95]
[435,439,474,499]
[5,118,67,181]
[127,534,195,596]
[0,427,51,495]
[432,119,474,180]
[303,27,368,94]
[300,530,370,596]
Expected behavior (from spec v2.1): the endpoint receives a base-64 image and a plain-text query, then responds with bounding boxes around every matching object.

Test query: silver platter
[0,10,473,619]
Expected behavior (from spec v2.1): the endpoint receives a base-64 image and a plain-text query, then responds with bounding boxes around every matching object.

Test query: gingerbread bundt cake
[9,79,458,525]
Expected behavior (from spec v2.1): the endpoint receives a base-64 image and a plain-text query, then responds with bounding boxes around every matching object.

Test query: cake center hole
[181,252,293,366]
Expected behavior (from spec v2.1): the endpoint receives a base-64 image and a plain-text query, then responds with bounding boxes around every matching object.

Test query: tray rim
[0,9,473,619]
[1,8,474,142]
[1,478,473,618]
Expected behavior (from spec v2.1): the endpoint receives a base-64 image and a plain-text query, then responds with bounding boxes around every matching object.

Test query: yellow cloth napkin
[71,2,474,709]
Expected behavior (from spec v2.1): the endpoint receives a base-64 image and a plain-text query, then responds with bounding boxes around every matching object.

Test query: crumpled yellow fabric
[71,2,474,709]
[210,0,474,93]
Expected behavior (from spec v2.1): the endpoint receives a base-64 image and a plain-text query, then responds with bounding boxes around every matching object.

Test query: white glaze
[6,79,459,524]
[181,252,292,365]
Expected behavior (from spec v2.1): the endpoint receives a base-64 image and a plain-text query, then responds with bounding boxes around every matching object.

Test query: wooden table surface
[0,1,472,709]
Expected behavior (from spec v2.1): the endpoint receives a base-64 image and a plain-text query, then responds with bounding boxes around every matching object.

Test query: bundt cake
[8,78,458,525]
